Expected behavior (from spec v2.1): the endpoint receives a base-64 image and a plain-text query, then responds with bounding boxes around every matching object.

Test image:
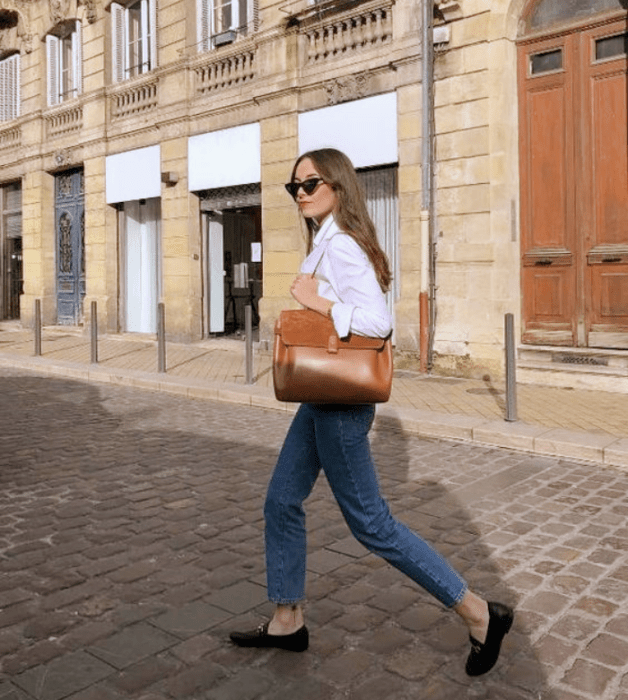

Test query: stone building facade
[1,0,627,388]
[431,0,628,389]
[0,0,425,352]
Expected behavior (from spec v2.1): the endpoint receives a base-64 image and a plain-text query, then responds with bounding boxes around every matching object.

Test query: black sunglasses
[284,178,326,199]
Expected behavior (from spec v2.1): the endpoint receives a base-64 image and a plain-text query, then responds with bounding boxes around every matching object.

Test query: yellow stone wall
[396,83,423,353]
[430,0,522,379]
[259,111,302,340]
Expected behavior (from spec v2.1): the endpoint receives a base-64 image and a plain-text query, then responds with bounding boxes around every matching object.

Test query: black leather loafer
[465,602,514,676]
[229,622,309,652]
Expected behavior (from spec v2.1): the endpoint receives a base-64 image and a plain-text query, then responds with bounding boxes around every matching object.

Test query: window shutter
[252,0,258,32]
[149,0,158,70]
[111,2,125,82]
[141,0,150,72]
[15,54,20,119]
[0,58,5,122]
[6,54,20,120]
[197,0,211,51]
[47,35,60,106]
[72,20,83,97]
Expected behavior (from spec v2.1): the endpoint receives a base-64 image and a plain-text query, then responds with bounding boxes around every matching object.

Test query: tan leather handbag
[273,308,393,404]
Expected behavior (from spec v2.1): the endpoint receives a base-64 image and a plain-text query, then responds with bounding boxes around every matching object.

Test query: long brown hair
[291,148,391,292]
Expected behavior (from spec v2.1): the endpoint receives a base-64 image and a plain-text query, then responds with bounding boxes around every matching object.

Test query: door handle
[535,259,553,266]
[602,257,621,263]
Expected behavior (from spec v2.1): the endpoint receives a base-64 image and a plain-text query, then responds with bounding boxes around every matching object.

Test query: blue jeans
[264,403,468,608]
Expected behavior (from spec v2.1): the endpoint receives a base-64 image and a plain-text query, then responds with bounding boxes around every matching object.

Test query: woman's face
[293,158,337,223]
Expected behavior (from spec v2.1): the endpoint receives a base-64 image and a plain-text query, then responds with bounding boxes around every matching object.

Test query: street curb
[1,353,627,471]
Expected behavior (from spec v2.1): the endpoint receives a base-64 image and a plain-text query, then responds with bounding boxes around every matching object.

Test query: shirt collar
[312,215,339,248]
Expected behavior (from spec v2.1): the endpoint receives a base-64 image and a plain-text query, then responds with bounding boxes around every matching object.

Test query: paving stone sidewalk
[1,370,628,699]
[0,323,627,470]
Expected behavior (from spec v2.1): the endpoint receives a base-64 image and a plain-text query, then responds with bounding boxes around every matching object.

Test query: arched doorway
[518,0,628,347]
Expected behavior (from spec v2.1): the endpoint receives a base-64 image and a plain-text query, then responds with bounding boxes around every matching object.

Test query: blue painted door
[56,169,85,325]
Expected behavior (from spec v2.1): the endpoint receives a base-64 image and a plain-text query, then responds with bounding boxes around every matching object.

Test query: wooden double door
[519,16,628,347]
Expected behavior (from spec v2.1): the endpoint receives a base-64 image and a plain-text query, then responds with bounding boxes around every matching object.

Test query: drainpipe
[420,0,434,372]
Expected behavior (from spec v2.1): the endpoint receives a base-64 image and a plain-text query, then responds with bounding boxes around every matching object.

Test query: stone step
[517,345,628,392]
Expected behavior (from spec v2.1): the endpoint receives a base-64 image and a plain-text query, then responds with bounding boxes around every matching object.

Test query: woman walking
[230,148,514,676]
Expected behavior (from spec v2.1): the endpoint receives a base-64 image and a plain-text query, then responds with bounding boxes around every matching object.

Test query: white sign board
[106,145,161,204]
[298,93,398,169]
[188,123,261,191]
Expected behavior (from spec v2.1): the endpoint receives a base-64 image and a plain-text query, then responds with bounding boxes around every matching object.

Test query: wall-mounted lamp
[161,171,179,186]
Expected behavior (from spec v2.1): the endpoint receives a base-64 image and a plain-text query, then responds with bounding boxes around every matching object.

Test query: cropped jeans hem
[268,597,306,606]
[448,584,469,609]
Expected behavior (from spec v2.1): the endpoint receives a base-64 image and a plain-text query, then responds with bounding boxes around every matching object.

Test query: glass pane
[596,33,628,60]
[531,49,563,74]
[238,0,247,31]
[61,35,73,99]
[214,0,232,33]
[3,182,21,212]
[528,0,624,31]
[4,212,21,239]
[128,1,143,76]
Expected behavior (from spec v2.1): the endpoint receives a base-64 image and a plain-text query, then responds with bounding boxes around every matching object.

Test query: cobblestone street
[0,369,627,699]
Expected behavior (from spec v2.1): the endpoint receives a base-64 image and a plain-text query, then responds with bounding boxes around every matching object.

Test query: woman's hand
[290,274,319,308]
[291,275,335,318]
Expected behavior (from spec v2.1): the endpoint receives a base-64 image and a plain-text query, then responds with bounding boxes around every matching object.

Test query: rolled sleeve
[329,301,354,339]
[326,235,392,339]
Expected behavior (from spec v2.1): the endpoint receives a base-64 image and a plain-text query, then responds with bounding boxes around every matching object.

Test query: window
[0,53,20,122]
[46,21,82,106]
[197,0,255,50]
[595,33,628,61]
[111,0,157,82]
[530,48,563,74]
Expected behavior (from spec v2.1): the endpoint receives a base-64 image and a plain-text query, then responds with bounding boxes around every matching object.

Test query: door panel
[582,22,628,347]
[0,183,22,320]
[519,35,576,345]
[124,198,160,333]
[56,169,85,325]
[591,74,628,244]
[223,209,261,334]
[207,213,225,334]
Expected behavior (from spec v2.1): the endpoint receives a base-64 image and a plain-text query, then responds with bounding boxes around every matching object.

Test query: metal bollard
[90,301,98,364]
[505,313,518,422]
[34,299,42,356]
[245,305,253,385]
[157,303,166,373]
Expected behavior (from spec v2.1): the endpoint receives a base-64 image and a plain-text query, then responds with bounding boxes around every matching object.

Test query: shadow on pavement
[0,374,552,700]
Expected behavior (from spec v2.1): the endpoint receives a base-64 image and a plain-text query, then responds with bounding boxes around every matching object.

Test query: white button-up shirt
[300,215,393,339]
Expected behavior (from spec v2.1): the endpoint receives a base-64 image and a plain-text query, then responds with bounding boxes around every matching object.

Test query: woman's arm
[325,235,392,338]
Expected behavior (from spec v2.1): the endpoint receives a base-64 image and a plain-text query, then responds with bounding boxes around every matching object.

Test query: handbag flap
[276,309,387,350]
